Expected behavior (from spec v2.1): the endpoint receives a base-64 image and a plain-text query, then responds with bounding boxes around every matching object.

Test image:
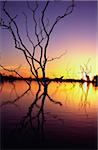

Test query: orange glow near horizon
[0,53,97,79]
[2,49,97,78]
[1,33,97,80]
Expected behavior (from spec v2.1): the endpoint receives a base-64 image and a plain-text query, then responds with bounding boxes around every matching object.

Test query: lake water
[0,81,98,149]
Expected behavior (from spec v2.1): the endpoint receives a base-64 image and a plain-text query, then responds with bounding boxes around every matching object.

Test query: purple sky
[0,1,97,78]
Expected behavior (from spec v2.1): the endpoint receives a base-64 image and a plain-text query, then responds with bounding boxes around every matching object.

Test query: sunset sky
[0,1,97,79]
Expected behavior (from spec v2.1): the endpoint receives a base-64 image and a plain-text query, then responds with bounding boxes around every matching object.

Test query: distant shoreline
[0,74,98,86]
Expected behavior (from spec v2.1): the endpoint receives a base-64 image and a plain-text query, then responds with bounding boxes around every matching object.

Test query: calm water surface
[0,81,98,149]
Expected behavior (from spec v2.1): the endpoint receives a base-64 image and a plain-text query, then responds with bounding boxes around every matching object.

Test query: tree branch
[47,50,67,62]
[0,65,30,86]
[49,0,74,35]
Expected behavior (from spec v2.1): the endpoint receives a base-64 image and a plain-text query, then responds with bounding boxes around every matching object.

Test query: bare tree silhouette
[0,1,75,148]
[0,1,74,83]
[80,58,92,81]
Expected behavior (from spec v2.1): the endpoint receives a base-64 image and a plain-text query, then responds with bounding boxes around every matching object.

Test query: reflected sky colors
[0,81,97,148]
[0,1,97,78]
[1,81,97,120]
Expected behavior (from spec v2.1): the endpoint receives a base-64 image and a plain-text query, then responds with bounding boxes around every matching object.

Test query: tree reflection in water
[0,80,63,144]
[0,80,97,148]
[79,82,90,116]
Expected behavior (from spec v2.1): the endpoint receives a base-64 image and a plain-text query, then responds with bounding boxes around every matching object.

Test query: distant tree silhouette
[92,75,98,86]
[80,58,91,81]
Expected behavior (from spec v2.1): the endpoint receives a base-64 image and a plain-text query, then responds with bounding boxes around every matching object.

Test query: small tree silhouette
[80,58,92,81]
